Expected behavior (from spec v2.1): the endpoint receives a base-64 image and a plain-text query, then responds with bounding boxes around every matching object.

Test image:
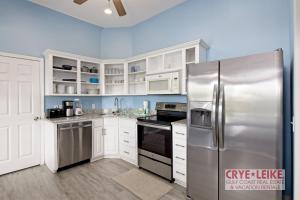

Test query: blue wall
[102,95,187,110]
[0,0,102,58]
[132,0,291,62]
[45,96,101,112]
[0,0,103,111]
[100,28,133,59]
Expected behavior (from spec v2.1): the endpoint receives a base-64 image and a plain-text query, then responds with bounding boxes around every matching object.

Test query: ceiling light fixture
[104,0,113,15]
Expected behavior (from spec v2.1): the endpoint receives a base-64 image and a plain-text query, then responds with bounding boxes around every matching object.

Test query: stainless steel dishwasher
[57,121,92,169]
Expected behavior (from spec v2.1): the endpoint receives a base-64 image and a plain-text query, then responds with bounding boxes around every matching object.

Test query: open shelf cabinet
[44,50,102,96]
[128,59,146,95]
[102,63,125,95]
[44,40,208,96]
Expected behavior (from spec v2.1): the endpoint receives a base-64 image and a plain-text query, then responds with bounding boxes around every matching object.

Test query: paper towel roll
[143,100,149,114]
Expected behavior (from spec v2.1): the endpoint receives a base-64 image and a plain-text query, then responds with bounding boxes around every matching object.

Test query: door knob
[34,116,40,121]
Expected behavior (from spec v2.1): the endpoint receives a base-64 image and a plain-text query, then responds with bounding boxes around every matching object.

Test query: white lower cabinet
[45,116,138,173]
[92,119,104,161]
[103,117,119,157]
[172,124,187,187]
[118,118,138,165]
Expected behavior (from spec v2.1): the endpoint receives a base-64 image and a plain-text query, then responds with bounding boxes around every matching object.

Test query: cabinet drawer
[173,138,187,151]
[93,119,103,127]
[119,118,137,130]
[119,127,136,139]
[119,133,136,148]
[173,162,186,183]
[173,148,186,164]
[120,144,137,161]
[173,125,187,140]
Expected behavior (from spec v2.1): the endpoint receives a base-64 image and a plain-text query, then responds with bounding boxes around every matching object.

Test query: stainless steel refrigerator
[187,49,283,200]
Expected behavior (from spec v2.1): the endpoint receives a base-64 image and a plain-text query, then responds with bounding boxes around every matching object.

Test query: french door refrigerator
[187,49,283,200]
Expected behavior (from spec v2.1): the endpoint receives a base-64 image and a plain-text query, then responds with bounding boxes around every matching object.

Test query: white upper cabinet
[44,50,102,96]
[147,55,164,74]
[44,39,208,96]
[164,50,183,70]
[80,60,101,96]
[102,62,126,95]
[127,59,146,95]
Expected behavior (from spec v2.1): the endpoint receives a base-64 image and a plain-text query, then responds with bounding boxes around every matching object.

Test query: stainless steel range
[137,102,187,181]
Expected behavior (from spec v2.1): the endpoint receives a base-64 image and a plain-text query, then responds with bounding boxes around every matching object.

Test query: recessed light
[104,8,112,15]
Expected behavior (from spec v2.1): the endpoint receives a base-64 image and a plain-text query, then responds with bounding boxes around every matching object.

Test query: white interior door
[0,55,41,175]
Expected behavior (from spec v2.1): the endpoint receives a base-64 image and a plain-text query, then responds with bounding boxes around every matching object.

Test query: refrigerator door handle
[211,84,218,147]
[218,85,225,150]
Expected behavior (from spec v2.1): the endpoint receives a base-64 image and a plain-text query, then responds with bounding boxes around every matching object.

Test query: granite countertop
[172,119,187,126]
[44,112,152,124]
[44,113,104,124]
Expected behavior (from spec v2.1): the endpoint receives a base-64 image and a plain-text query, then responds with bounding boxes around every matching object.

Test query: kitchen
[0,0,298,200]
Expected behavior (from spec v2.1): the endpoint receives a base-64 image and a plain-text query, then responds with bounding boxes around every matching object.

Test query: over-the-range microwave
[146,72,180,94]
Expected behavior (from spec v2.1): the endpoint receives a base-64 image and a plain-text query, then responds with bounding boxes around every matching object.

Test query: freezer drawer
[58,121,92,169]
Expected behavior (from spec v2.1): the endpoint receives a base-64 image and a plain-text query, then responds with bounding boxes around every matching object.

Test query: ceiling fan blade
[73,0,88,5]
[113,0,127,16]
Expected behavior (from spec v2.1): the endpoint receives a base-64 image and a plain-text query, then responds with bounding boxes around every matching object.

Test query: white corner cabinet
[44,39,208,96]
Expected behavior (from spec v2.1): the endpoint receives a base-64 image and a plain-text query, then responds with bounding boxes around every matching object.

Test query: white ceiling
[30,0,187,28]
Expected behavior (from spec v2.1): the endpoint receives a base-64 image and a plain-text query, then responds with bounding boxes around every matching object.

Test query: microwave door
[147,74,173,94]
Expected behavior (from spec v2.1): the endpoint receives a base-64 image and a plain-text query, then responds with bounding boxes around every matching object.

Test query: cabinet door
[103,126,118,155]
[93,127,104,158]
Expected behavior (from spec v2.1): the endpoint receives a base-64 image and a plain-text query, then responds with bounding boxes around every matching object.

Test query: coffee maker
[63,100,74,117]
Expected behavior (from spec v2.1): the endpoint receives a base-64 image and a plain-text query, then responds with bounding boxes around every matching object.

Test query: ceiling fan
[73,0,127,16]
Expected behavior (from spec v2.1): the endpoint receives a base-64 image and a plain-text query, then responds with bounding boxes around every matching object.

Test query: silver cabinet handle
[123,140,129,143]
[102,129,106,136]
[218,84,225,150]
[59,127,79,131]
[175,156,185,161]
[59,124,92,131]
[124,151,129,154]
[175,144,185,148]
[175,132,184,136]
[123,131,129,134]
[82,124,92,128]
[176,171,185,176]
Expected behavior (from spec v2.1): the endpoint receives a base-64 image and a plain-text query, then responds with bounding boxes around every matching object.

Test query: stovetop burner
[137,102,187,126]
[137,114,186,126]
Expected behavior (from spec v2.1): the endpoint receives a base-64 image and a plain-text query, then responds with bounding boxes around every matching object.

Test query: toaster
[46,108,64,118]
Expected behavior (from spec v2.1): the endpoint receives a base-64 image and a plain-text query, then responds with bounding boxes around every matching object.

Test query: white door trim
[0,52,45,165]
[294,0,300,199]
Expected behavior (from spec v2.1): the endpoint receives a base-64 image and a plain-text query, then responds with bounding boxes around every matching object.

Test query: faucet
[114,97,119,113]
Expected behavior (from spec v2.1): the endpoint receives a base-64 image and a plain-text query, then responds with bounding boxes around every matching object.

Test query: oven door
[137,122,172,159]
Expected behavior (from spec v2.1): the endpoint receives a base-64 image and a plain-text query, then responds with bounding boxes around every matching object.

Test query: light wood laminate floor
[0,159,186,200]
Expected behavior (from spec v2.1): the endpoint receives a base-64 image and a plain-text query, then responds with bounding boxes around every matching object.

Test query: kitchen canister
[66,85,75,94]
[57,84,65,94]
[53,83,57,94]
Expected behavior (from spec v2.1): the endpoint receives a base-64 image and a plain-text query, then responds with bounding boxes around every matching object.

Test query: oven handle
[137,122,171,131]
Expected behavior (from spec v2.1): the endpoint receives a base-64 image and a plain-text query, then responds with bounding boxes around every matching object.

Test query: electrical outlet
[92,104,96,110]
